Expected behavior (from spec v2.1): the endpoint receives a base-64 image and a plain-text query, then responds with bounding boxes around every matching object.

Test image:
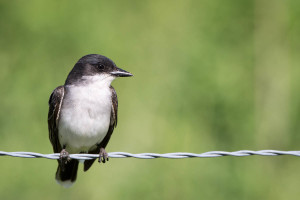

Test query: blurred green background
[0,0,299,199]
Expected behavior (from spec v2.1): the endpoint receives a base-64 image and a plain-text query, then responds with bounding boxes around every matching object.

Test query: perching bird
[48,54,132,187]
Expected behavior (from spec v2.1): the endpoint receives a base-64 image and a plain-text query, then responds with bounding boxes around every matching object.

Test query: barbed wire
[0,150,300,160]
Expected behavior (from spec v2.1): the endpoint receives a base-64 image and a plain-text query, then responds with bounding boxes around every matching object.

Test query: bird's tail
[55,159,79,188]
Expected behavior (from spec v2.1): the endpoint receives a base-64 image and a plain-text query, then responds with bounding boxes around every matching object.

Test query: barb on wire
[0,150,300,160]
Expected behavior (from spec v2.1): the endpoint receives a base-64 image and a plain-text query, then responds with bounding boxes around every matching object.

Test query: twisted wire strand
[0,150,300,160]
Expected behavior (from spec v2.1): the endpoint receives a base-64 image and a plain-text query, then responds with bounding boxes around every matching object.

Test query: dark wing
[48,86,65,153]
[100,86,118,147]
[84,86,118,171]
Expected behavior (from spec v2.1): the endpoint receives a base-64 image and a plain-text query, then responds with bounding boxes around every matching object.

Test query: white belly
[58,81,112,153]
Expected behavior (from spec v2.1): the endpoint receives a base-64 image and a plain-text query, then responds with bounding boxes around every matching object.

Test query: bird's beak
[110,67,133,77]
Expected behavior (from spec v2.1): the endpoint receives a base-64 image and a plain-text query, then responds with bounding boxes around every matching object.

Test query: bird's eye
[97,64,105,70]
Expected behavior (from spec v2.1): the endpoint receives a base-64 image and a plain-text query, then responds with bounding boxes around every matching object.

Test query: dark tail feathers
[55,159,79,188]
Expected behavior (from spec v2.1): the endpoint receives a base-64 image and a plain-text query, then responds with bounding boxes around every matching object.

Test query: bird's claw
[98,148,109,163]
[59,149,70,168]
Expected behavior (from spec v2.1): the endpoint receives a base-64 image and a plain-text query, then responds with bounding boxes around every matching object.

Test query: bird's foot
[59,149,70,171]
[98,147,109,163]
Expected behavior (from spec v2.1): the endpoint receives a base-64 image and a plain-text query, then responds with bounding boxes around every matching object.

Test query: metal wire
[0,150,300,160]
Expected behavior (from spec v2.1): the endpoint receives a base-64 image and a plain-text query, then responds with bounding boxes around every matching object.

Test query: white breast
[58,75,115,153]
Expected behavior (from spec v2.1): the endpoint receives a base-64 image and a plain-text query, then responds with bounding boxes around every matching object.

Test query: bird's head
[65,54,133,85]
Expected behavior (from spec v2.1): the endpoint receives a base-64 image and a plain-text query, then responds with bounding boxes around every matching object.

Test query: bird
[48,54,132,187]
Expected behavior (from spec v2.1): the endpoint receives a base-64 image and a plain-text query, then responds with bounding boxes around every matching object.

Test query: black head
[65,54,132,85]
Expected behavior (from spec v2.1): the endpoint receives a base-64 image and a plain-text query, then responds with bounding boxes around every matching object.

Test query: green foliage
[0,0,299,199]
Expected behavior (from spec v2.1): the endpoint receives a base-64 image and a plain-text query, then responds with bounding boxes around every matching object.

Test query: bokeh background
[0,0,299,199]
